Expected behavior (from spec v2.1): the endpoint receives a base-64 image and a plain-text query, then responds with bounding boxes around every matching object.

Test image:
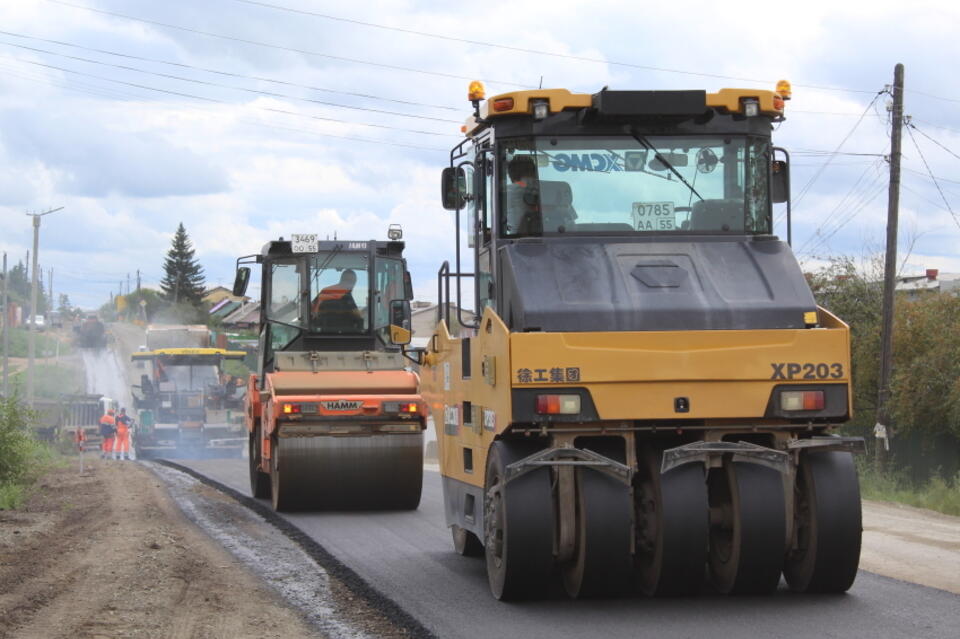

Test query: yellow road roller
[420,81,864,599]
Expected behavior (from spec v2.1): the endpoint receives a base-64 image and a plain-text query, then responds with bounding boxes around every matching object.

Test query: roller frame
[504,446,633,486]
[662,440,790,475]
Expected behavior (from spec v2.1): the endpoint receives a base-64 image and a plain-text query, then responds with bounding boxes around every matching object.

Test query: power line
[0,57,448,151]
[793,90,887,208]
[0,39,460,124]
[908,122,960,162]
[905,123,960,230]
[10,56,457,138]
[45,0,531,89]
[0,29,460,112]
[227,0,881,95]
[902,166,960,186]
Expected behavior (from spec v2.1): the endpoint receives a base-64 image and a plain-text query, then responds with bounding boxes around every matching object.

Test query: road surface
[179,458,960,639]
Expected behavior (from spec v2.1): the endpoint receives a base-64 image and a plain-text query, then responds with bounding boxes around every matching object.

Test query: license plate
[632,202,675,231]
[291,234,319,253]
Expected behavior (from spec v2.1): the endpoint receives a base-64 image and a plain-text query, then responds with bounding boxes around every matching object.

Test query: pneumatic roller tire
[784,451,862,593]
[272,433,423,512]
[562,467,634,598]
[709,460,786,595]
[484,440,554,601]
[249,428,271,499]
[636,449,709,596]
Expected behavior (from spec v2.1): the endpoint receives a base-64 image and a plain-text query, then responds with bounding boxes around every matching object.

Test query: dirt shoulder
[861,499,960,594]
[0,458,342,639]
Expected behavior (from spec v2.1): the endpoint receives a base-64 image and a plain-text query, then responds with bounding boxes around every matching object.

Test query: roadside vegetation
[811,256,960,516]
[5,327,71,358]
[0,395,58,510]
[9,362,85,401]
[857,461,960,516]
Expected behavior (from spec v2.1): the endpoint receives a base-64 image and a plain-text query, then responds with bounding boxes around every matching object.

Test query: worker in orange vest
[114,408,133,461]
[99,409,116,459]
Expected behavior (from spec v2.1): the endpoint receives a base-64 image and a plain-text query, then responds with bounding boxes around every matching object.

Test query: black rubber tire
[709,461,786,595]
[636,449,709,596]
[249,427,271,499]
[562,467,634,598]
[784,451,862,593]
[452,525,484,557]
[484,440,554,601]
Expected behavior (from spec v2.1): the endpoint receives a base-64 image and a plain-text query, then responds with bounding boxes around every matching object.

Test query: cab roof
[462,87,785,137]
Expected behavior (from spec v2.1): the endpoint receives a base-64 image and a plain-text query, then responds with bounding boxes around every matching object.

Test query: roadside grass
[9,362,85,400]
[0,395,61,510]
[6,327,72,358]
[858,461,960,517]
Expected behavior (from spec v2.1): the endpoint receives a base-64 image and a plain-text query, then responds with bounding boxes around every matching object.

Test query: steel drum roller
[274,432,423,510]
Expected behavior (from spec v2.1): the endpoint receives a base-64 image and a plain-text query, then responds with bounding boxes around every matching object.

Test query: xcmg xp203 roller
[420,81,865,600]
[234,231,425,511]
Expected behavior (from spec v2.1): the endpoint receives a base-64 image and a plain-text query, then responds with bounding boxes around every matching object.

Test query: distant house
[411,302,477,345]
[895,269,960,300]
[221,301,260,331]
[203,286,249,306]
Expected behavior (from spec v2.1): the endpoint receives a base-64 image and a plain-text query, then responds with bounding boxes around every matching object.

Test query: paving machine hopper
[420,81,865,600]
[234,230,425,511]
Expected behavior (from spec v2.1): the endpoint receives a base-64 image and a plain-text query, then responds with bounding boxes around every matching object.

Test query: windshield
[309,251,370,335]
[156,363,219,391]
[498,136,771,237]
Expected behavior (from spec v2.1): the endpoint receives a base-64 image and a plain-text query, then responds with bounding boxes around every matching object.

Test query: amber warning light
[468,81,486,102]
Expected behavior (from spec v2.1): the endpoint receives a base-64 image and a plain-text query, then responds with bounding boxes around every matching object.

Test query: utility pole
[875,63,905,469]
[26,206,63,406]
[48,268,53,315]
[127,273,131,296]
[136,269,141,292]
[2,252,9,398]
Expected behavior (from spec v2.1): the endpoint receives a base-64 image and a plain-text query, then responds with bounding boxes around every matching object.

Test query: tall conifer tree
[160,223,206,306]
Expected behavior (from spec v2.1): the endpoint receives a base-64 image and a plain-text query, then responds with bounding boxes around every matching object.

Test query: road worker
[114,408,133,461]
[99,409,116,460]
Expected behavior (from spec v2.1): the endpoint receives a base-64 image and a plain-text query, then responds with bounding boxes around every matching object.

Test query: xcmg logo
[551,153,622,172]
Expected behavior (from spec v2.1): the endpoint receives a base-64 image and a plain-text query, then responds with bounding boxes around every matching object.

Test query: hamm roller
[235,231,425,511]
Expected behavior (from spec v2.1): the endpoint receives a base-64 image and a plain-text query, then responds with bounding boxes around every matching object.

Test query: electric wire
[9,56,458,138]
[0,40,460,124]
[44,0,532,89]
[225,0,880,95]
[0,29,460,112]
[793,90,887,208]
[796,157,887,256]
[0,57,448,151]
[905,123,960,230]
[908,122,960,162]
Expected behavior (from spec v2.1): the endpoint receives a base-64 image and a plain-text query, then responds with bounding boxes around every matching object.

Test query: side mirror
[771,160,789,204]
[389,299,412,345]
[441,167,467,210]
[233,267,251,297]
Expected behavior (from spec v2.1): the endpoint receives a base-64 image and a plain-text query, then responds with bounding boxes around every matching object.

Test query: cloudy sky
[1,0,958,309]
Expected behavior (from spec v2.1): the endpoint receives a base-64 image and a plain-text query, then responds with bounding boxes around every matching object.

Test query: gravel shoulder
[0,458,320,639]
[861,499,960,595]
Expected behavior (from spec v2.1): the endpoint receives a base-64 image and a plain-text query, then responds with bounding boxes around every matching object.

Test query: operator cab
[233,232,415,380]
[440,83,805,333]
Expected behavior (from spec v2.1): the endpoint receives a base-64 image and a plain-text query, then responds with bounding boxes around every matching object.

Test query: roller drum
[275,432,423,510]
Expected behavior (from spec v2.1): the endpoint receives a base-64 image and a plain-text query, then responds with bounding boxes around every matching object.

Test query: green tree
[807,256,883,431]
[160,223,206,306]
